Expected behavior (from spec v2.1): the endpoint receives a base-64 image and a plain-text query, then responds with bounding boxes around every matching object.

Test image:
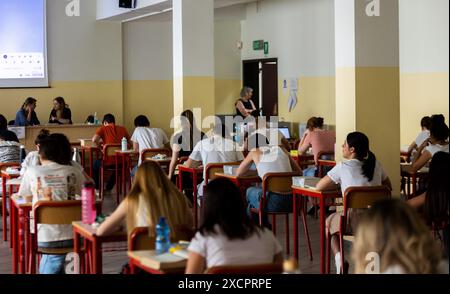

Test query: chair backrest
[129,225,195,251]
[343,186,391,213]
[262,172,301,195]
[34,200,82,225]
[205,263,283,274]
[141,148,172,163]
[0,162,20,172]
[204,161,242,183]
[102,144,121,160]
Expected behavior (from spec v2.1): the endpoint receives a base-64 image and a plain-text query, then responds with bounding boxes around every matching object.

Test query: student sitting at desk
[184,123,244,201]
[0,114,19,142]
[48,97,72,125]
[186,178,283,274]
[14,97,40,126]
[96,160,193,239]
[410,114,449,174]
[406,116,431,159]
[315,131,392,274]
[0,132,21,163]
[298,116,335,177]
[18,134,85,274]
[236,133,301,227]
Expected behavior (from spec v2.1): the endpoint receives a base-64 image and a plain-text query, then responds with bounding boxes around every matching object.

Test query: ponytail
[362,150,376,182]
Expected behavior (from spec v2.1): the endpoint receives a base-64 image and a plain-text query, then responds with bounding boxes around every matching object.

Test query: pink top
[299,130,335,164]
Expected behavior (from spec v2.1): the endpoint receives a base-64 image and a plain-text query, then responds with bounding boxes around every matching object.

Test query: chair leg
[301,198,313,261]
[99,167,104,201]
[285,214,290,255]
[339,233,345,274]
[326,231,331,274]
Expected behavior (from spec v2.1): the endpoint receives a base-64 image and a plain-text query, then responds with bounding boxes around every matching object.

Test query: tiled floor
[0,191,344,274]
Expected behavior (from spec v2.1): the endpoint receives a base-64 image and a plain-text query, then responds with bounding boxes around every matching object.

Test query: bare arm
[235,151,256,177]
[96,199,127,236]
[168,147,180,179]
[315,175,339,191]
[92,134,101,147]
[185,158,202,168]
[133,141,139,153]
[236,100,249,117]
[185,251,207,274]
[406,140,417,155]
[410,150,432,173]
[407,192,426,209]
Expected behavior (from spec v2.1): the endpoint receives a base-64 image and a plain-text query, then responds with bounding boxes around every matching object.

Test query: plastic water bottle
[93,112,98,125]
[155,217,171,254]
[72,147,81,164]
[81,182,96,224]
[121,137,127,151]
[19,145,25,164]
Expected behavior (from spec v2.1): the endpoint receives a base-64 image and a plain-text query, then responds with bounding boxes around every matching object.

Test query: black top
[173,131,205,158]
[49,108,72,124]
[236,99,257,118]
[0,130,19,143]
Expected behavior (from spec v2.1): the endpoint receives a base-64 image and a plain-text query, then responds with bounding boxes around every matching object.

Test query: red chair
[28,200,82,274]
[325,186,391,274]
[99,144,121,202]
[250,172,301,255]
[315,151,335,178]
[1,162,20,242]
[205,263,283,274]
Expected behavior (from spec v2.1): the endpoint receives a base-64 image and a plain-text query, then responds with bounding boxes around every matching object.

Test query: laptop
[278,127,291,140]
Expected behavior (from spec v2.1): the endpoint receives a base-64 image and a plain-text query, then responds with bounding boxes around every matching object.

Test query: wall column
[173,0,215,125]
[335,0,401,194]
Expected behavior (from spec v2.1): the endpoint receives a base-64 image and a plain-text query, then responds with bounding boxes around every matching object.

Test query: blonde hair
[352,199,442,274]
[126,161,193,237]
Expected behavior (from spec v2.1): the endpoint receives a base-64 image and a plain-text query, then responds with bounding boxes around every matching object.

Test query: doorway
[242,58,278,117]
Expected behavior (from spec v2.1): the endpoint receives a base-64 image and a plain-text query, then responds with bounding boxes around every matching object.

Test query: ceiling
[99,0,258,22]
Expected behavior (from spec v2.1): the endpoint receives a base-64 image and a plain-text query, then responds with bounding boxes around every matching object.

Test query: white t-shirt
[131,127,169,164]
[415,130,430,147]
[18,162,85,243]
[424,143,449,157]
[188,225,282,268]
[327,159,388,195]
[256,146,292,179]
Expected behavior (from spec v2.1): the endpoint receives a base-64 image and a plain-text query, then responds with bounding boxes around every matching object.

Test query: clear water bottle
[19,145,25,164]
[81,182,96,224]
[155,217,171,254]
[93,112,98,125]
[121,137,127,151]
[72,147,81,164]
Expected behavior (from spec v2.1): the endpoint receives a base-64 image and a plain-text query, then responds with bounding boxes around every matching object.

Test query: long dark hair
[180,110,201,151]
[199,178,257,240]
[38,133,72,165]
[424,152,449,225]
[0,114,7,130]
[346,132,376,181]
[306,117,324,131]
[430,114,449,142]
[54,97,68,109]
[22,97,37,113]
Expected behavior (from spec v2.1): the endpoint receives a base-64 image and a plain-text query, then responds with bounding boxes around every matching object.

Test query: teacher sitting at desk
[235,86,258,118]
[49,96,72,124]
[14,97,40,126]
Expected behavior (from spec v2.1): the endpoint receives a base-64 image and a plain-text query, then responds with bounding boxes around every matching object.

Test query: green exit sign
[253,40,264,50]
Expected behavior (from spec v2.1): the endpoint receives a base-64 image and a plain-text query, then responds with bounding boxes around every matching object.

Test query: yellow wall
[123,80,173,136]
[400,72,449,146]
[215,79,242,115]
[0,80,123,127]
[278,76,335,138]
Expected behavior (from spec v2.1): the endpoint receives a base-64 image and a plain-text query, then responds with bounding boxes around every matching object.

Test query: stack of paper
[292,176,321,189]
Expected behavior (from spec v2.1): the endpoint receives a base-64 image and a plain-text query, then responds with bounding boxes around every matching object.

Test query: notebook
[136,251,187,271]
[292,176,321,189]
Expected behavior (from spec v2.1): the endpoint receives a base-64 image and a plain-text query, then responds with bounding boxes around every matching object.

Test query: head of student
[38,133,72,165]
[22,97,37,112]
[343,131,376,181]
[34,129,50,148]
[240,86,253,100]
[420,116,432,130]
[429,114,449,143]
[0,114,8,131]
[306,117,324,131]
[246,133,269,151]
[352,199,442,274]
[102,113,115,125]
[126,160,191,236]
[200,178,257,240]
[134,115,150,128]
[424,151,450,225]
[53,97,68,111]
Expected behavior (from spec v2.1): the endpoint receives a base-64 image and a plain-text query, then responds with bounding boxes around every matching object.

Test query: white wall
[399,0,449,73]
[215,20,242,79]
[241,0,335,77]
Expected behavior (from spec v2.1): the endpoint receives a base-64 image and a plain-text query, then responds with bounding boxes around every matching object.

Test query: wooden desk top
[72,221,127,240]
[400,163,429,175]
[128,250,187,272]
[24,123,99,130]
[291,185,341,197]
[215,172,260,181]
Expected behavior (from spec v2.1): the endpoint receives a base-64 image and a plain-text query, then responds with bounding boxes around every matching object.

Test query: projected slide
[0,0,47,87]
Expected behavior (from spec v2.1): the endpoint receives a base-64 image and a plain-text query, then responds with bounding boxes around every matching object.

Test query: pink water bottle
[82,182,96,224]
